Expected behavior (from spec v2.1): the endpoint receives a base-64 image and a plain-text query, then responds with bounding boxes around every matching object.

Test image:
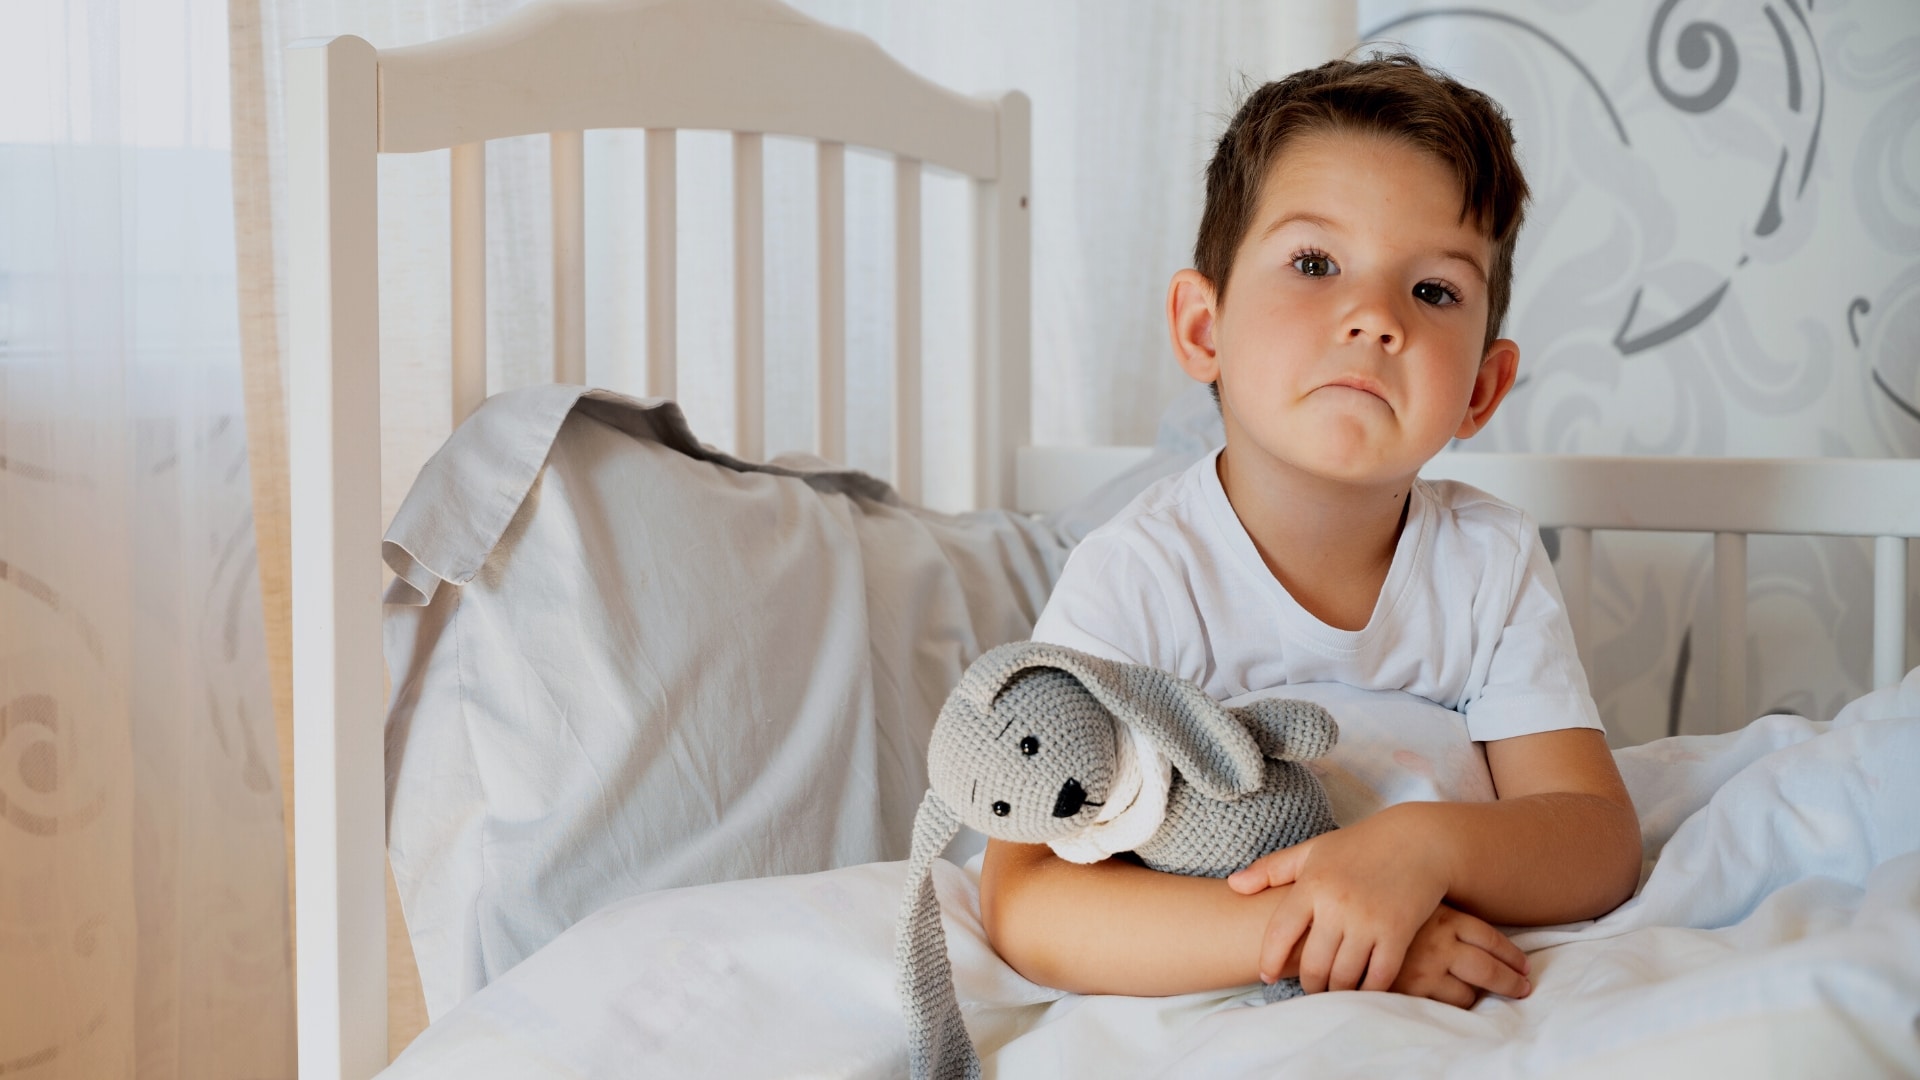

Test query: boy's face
[1169,129,1517,493]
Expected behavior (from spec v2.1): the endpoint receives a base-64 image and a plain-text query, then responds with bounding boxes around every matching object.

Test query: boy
[979,54,1640,1008]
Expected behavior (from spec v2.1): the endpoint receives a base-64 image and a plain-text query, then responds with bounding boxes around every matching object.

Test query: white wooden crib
[285,1,1920,1076]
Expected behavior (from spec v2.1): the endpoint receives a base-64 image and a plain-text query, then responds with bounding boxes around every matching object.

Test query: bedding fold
[382,386,903,607]
[381,386,1068,1017]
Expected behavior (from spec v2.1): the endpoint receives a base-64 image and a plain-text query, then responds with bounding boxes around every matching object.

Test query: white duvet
[381,669,1920,1079]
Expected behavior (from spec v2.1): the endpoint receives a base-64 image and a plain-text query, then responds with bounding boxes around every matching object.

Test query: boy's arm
[981,837,1535,1002]
[979,838,1295,996]
[1402,527,1639,925]
[1410,528,1641,924]
[1231,726,1638,989]
[1402,725,1640,925]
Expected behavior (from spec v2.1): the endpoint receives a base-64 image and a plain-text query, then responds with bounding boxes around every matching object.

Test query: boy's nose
[1348,326,1395,347]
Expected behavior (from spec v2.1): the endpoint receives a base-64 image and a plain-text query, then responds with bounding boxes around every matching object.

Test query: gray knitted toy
[895,641,1340,1080]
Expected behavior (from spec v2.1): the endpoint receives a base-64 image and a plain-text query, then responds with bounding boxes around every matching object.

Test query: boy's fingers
[1297,924,1343,995]
[1432,975,1478,1010]
[1358,936,1409,994]
[1229,843,1309,894]
[1451,914,1530,976]
[1451,947,1530,1000]
[1327,936,1373,993]
[1258,898,1312,984]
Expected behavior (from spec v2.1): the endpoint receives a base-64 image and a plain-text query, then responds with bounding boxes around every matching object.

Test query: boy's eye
[1291,252,1337,278]
[1413,280,1461,307]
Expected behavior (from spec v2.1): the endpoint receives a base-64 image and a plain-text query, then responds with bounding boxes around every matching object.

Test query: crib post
[1714,532,1748,734]
[287,33,389,1080]
[1875,535,1909,689]
[451,141,487,425]
[552,130,587,385]
[972,90,1030,509]
[733,131,766,462]
[1558,526,1593,678]
[817,139,847,462]
[645,128,678,399]
[894,156,923,503]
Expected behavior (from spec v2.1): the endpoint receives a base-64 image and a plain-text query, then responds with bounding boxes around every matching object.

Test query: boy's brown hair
[1196,51,1530,351]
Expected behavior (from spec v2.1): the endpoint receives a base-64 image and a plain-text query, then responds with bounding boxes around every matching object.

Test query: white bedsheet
[380,669,1920,1079]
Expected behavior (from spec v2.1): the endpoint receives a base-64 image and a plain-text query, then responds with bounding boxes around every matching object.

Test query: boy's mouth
[1322,376,1389,403]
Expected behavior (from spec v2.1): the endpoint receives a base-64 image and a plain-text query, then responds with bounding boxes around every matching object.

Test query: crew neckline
[1196,447,1433,651]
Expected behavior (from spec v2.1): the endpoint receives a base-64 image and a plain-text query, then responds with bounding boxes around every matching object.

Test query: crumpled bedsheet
[379,668,1920,1079]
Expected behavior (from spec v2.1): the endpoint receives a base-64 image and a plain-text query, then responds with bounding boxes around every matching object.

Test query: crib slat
[451,141,487,425]
[1558,526,1593,676]
[646,128,677,399]
[1875,535,1909,688]
[733,132,766,462]
[286,35,386,1078]
[551,130,586,385]
[972,91,1032,509]
[817,140,846,462]
[1714,532,1748,733]
[894,157,922,503]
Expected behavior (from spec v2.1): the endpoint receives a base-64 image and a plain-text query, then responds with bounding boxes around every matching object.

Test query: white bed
[285,2,1920,1077]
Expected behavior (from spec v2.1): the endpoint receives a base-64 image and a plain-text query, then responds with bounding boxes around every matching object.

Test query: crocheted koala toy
[895,641,1341,1080]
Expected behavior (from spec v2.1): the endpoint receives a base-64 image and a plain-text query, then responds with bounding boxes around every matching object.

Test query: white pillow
[1221,683,1496,825]
[382,386,1067,1018]
[1042,383,1224,543]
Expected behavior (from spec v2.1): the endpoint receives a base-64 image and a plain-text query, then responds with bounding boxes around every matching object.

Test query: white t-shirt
[1032,448,1602,745]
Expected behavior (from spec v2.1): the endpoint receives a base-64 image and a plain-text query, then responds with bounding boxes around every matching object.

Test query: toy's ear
[894,791,981,1080]
[1229,698,1339,762]
[970,641,1264,800]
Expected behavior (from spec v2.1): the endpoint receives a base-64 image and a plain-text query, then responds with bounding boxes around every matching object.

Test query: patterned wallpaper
[1358,0,1920,742]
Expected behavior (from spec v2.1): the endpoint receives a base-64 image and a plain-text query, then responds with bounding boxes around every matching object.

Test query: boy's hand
[1228,806,1453,993]
[1393,903,1530,1007]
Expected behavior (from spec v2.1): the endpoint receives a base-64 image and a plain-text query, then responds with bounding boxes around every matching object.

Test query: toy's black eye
[991,800,1011,817]
[1019,736,1040,756]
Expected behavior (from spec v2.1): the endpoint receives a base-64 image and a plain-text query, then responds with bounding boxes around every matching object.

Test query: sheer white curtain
[0,1,294,1077]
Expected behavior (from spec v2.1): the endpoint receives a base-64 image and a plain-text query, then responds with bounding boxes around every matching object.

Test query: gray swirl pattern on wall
[1359,0,1918,742]
[1650,0,1740,113]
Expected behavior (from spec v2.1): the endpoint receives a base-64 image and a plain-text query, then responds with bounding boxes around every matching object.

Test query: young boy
[979,54,1640,1008]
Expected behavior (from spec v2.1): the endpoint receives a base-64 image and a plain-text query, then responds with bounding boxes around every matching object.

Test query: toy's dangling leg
[896,792,983,1080]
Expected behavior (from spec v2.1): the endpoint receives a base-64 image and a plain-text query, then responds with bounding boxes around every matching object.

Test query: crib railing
[397,2,1030,509]
[287,2,1030,1075]
[443,130,949,493]
[1420,453,1920,733]
[1019,448,1919,734]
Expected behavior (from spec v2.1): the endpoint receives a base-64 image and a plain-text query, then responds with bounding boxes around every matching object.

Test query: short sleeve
[1029,531,1202,680]
[1462,524,1604,742]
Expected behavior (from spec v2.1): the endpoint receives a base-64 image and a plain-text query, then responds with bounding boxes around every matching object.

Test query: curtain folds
[0,1,295,1077]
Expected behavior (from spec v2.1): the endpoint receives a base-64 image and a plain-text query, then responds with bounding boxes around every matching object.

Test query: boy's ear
[1455,337,1520,440]
[1167,269,1220,384]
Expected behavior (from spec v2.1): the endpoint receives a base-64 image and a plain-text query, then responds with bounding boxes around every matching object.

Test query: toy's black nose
[1052,777,1088,818]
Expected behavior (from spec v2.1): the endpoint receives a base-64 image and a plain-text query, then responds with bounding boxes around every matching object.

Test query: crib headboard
[284,2,1028,1074]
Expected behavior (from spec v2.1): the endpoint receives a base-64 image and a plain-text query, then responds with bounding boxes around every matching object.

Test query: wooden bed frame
[285,2,1920,1075]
